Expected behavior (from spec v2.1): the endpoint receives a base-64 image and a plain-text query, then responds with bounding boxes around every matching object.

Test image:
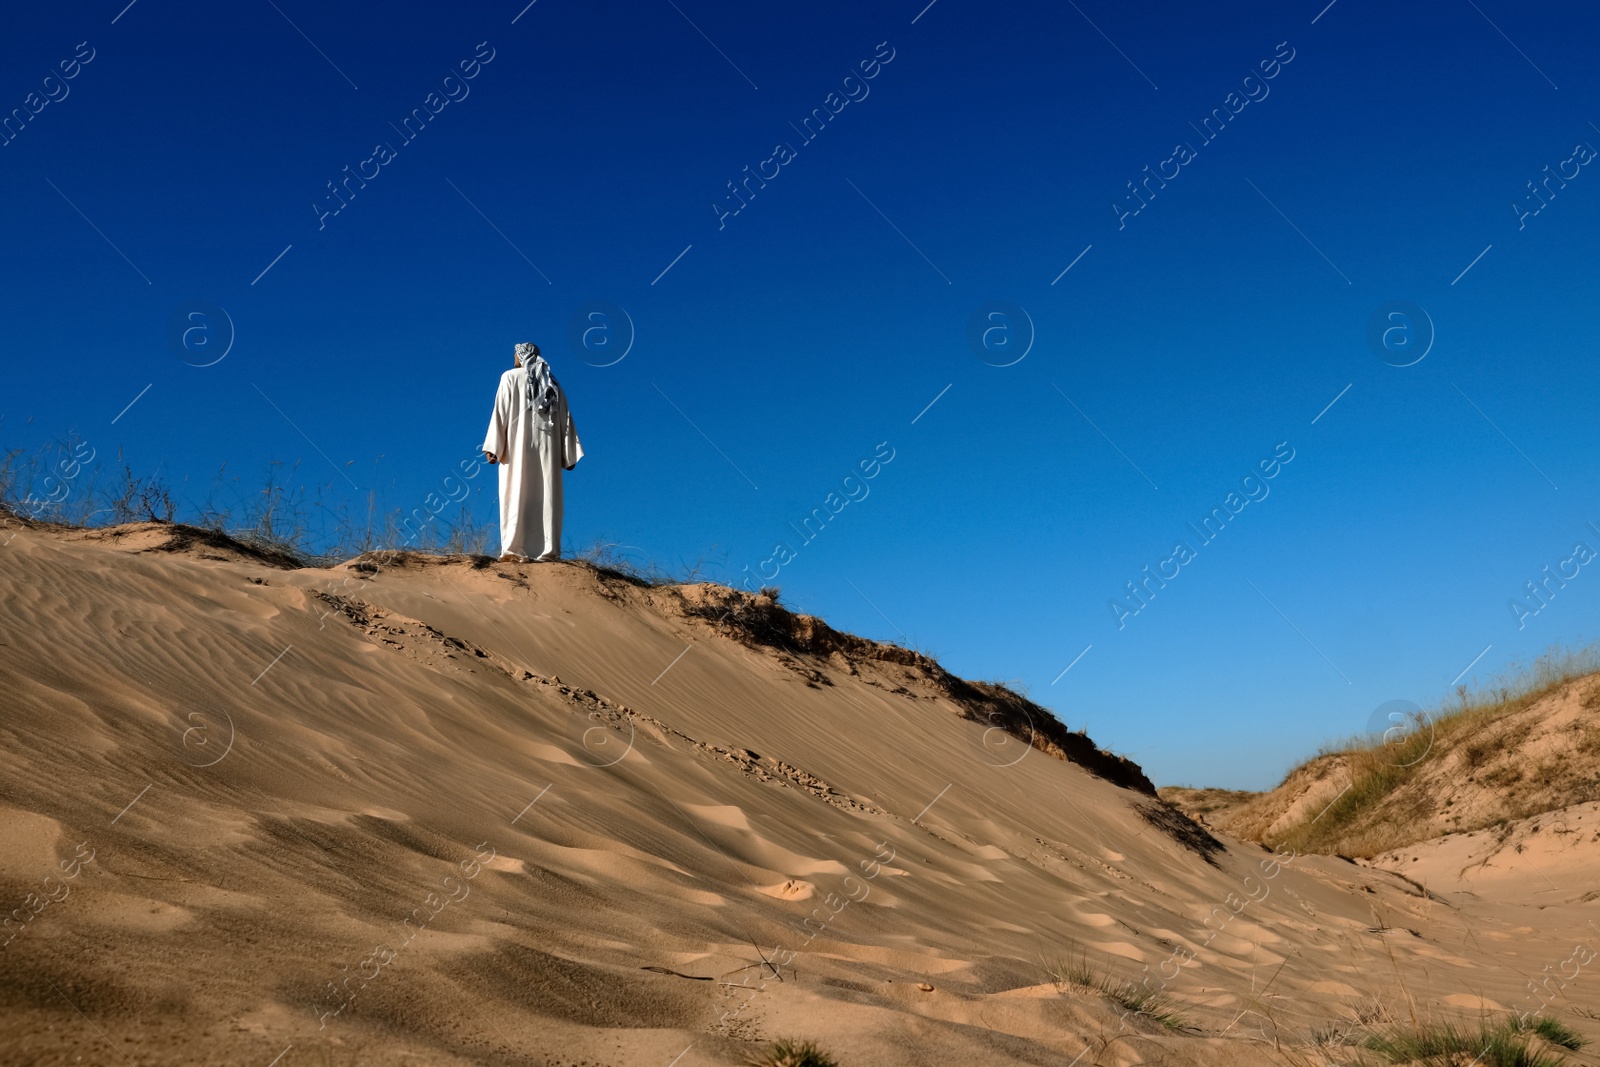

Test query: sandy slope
[1,522,1597,1067]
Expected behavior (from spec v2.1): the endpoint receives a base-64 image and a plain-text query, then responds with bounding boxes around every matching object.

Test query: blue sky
[4,0,1598,789]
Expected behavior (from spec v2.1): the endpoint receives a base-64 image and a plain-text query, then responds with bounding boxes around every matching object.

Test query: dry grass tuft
[743,1039,839,1067]
[1039,946,1187,1030]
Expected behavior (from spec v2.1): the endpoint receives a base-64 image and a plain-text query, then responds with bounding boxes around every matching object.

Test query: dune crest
[2,522,1596,1066]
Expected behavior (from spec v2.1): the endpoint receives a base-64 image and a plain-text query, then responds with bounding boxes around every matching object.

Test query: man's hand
[483,450,498,465]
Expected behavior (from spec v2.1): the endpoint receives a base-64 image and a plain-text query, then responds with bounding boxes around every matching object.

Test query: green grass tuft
[1039,946,1186,1031]
[1038,946,1097,991]
[1364,1016,1583,1067]
[1511,1016,1587,1051]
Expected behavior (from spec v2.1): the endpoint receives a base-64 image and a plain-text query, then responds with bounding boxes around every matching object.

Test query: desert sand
[1,520,1596,1066]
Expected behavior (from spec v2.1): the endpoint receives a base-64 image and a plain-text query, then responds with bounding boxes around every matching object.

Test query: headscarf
[514,342,558,423]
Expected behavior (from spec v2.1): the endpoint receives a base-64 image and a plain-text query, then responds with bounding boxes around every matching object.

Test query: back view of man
[482,343,583,562]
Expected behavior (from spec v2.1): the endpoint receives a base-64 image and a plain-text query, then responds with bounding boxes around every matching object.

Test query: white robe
[482,368,582,560]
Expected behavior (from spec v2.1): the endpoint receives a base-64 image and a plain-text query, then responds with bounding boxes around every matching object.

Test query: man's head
[513,342,540,368]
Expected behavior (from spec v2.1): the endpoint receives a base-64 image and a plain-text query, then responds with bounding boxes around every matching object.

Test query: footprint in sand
[758,879,815,900]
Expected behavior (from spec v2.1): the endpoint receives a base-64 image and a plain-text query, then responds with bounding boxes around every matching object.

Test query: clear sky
[4,0,1598,789]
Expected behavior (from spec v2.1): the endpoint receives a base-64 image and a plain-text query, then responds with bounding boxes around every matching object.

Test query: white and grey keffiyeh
[514,343,558,422]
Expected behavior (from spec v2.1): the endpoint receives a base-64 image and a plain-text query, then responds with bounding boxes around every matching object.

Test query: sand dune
[1,521,1597,1066]
[1165,674,1600,857]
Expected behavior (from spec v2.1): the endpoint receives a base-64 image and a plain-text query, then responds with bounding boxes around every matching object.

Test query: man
[482,343,583,562]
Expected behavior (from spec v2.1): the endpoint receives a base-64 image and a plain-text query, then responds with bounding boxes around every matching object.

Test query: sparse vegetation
[0,437,496,565]
[1264,642,1600,857]
[1039,945,1098,992]
[572,538,728,588]
[1040,946,1186,1030]
[573,540,671,587]
[1348,996,1396,1027]
[107,453,177,524]
[1462,736,1497,769]
[1311,1025,1363,1047]
[1100,980,1186,1030]
[1482,765,1526,789]
[1159,786,1256,818]
[1363,1015,1584,1067]
[743,1038,839,1067]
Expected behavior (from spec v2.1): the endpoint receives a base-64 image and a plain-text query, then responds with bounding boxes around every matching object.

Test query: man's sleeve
[561,395,583,471]
[482,373,509,461]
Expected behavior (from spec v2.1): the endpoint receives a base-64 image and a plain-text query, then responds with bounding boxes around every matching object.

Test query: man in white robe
[482,343,582,562]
